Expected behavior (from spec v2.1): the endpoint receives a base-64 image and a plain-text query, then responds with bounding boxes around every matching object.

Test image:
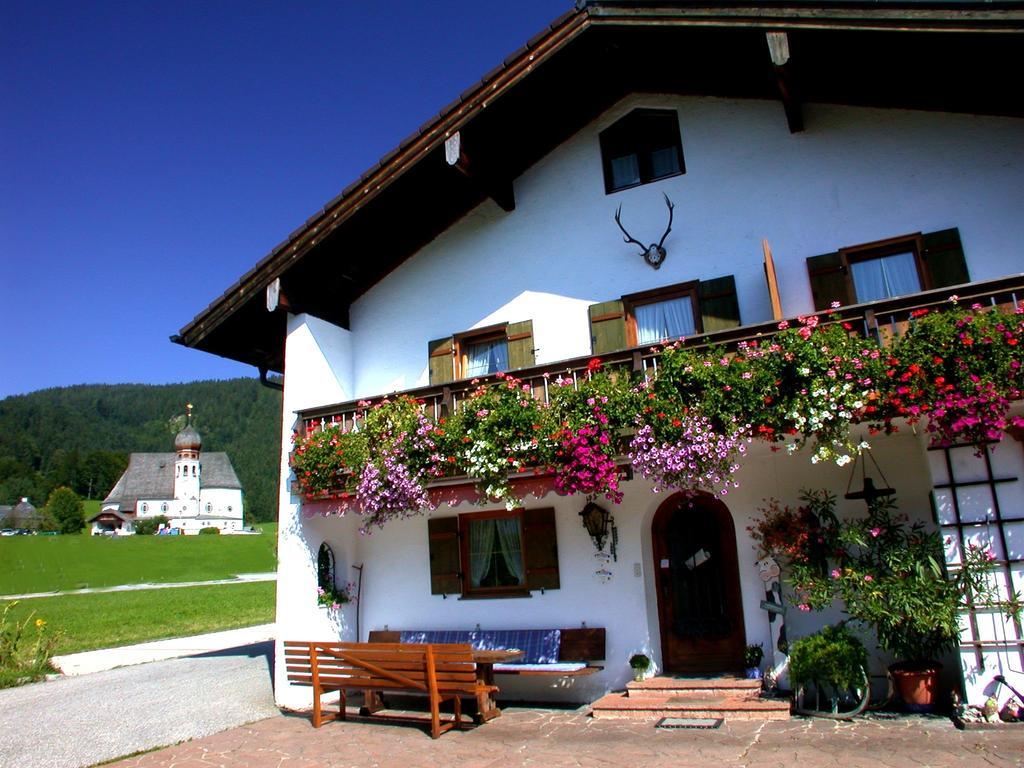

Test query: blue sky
[0,1,570,398]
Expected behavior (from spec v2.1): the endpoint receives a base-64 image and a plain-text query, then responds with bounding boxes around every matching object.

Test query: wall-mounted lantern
[580,501,612,552]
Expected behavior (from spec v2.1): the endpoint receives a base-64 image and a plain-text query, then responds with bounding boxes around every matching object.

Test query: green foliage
[132,515,168,536]
[198,526,220,535]
[789,624,868,692]
[0,529,276,594]
[45,487,84,534]
[0,602,58,688]
[3,582,274,656]
[0,379,282,522]
[753,489,1019,663]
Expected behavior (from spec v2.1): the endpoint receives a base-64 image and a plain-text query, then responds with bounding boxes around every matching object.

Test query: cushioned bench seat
[368,628,605,677]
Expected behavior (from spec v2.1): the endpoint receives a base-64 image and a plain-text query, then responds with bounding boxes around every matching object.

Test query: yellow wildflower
[35,618,46,628]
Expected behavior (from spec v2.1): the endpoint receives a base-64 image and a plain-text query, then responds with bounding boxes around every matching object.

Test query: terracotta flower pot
[890,662,942,713]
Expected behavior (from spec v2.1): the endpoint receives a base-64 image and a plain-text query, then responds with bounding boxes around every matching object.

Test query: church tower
[173,403,202,504]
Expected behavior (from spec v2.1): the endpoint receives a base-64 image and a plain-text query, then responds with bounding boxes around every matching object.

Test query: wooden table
[359,647,524,723]
[472,648,524,723]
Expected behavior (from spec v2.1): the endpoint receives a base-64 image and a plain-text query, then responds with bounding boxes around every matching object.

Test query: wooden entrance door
[652,493,746,675]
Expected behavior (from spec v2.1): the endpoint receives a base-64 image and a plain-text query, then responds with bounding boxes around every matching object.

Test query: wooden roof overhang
[173,2,1024,374]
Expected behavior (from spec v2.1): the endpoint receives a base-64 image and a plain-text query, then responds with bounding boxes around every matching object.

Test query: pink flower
[831,569,841,579]
[864,574,874,582]
[869,527,882,538]
[476,409,489,418]
[797,603,810,612]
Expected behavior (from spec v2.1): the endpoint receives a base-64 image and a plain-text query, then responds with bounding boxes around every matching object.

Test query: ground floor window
[463,510,525,593]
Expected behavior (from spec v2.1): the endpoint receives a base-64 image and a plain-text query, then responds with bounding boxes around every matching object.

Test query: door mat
[655,717,724,729]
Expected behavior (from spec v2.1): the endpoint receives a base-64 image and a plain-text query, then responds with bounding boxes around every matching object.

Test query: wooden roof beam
[766,31,803,134]
[444,131,516,212]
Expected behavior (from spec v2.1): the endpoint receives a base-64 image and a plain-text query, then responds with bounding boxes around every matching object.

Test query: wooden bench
[368,628,606,677]
[283,640,497,739]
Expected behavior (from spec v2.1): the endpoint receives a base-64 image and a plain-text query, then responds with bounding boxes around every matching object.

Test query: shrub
[133,515,168,536]
[198,527,220,535]
[789,624,868,692]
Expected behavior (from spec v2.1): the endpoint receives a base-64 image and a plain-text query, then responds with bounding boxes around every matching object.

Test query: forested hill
[0,379,282,522]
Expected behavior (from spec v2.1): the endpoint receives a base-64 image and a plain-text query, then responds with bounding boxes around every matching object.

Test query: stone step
[626,675,762,698]
[590,691,790,721]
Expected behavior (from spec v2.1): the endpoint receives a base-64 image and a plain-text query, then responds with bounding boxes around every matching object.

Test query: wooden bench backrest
[367,628,606,662]
[283,641,479,693]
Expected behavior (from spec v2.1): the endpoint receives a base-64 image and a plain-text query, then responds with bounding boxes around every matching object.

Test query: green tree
[44,487,85,534]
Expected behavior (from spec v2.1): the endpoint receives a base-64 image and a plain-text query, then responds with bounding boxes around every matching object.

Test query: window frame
[458,508,529,598]
[599,108,685,195]
[841,233,926,303]
[453,323,510,380]
[622,280,702,347]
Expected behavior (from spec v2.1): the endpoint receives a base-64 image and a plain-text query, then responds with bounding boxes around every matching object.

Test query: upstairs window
[588,276,740,355]
[427,320,535,385]
[625,283,699,346]
[807,228,969,310]
[599,109,685,194]
[460,327,509,378]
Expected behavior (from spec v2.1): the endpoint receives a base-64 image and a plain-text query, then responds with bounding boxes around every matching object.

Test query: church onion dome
[175,404,202,452]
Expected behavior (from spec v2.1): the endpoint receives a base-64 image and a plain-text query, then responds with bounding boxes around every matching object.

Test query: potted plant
[744,644,764,679]
[629,653,651,682]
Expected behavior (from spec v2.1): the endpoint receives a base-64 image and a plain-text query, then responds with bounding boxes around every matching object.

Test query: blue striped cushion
[398,629,561,665]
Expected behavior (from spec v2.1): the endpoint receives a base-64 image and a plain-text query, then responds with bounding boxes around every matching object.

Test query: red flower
[587,358,602,373]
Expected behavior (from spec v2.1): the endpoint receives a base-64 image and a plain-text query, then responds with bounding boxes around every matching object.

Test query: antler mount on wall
[614,193,675,270]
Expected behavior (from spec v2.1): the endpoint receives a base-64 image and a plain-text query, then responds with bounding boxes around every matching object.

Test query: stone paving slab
[107,706,1024,768]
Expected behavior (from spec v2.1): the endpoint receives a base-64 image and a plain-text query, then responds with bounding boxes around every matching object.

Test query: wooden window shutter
[806,251,853,310]
[522,507,560,591]
[506,320,535,370]
[697,275,741,333]
[922,228,969,289]
[428,337,454,385]
[427,516,462,595]
[588,300,627,355]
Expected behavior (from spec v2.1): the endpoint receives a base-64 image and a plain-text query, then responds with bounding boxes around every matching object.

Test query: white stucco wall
[348,95,1024,398]
[274,312,358,710]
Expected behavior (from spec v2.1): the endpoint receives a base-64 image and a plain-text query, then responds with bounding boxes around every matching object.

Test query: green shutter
[922,228,969,289]
[698,275,741,333]
[428,337,454,385]
[588,300,627,354]
[807,251,853,310]
[522,507,560,591]
[427,516,462,595]
[506,320,535,370]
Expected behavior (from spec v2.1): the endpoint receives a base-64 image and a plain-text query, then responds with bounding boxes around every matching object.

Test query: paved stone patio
[109,706,1024,768]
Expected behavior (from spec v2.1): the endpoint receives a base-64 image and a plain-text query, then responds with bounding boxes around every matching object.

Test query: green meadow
[5,581,276,655]
[0,523,277,595]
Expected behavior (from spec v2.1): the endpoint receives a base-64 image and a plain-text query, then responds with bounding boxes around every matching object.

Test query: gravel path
[0,641,278,768]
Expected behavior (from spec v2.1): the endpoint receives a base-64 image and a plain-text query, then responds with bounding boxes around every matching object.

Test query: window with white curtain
[850,250,921,302]
[461,511,526,594]
[634,295,696,344]
[599,108,685,194]
[463,337,509,378]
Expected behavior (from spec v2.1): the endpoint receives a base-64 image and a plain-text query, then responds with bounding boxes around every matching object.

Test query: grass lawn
[4,581,276,655]
[0,523,278,595]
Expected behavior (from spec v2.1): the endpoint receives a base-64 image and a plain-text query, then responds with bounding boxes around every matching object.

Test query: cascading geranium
[628,413,750,496]
[552,398,623,503]
[355,396,445,531]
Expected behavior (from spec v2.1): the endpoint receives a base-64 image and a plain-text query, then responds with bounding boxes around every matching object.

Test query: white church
[90,405,245,535]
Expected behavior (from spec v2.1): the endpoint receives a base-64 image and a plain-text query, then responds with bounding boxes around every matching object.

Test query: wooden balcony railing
[298,274,1024,434]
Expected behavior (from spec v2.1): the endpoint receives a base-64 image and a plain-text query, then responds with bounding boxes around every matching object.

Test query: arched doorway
[652,493,746,674]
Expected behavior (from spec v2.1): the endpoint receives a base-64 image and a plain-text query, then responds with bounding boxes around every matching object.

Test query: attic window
[599,109,684,194]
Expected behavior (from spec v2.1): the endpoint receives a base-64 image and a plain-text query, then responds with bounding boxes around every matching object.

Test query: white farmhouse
[91,406,244,535]
[175,2,1024,718]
